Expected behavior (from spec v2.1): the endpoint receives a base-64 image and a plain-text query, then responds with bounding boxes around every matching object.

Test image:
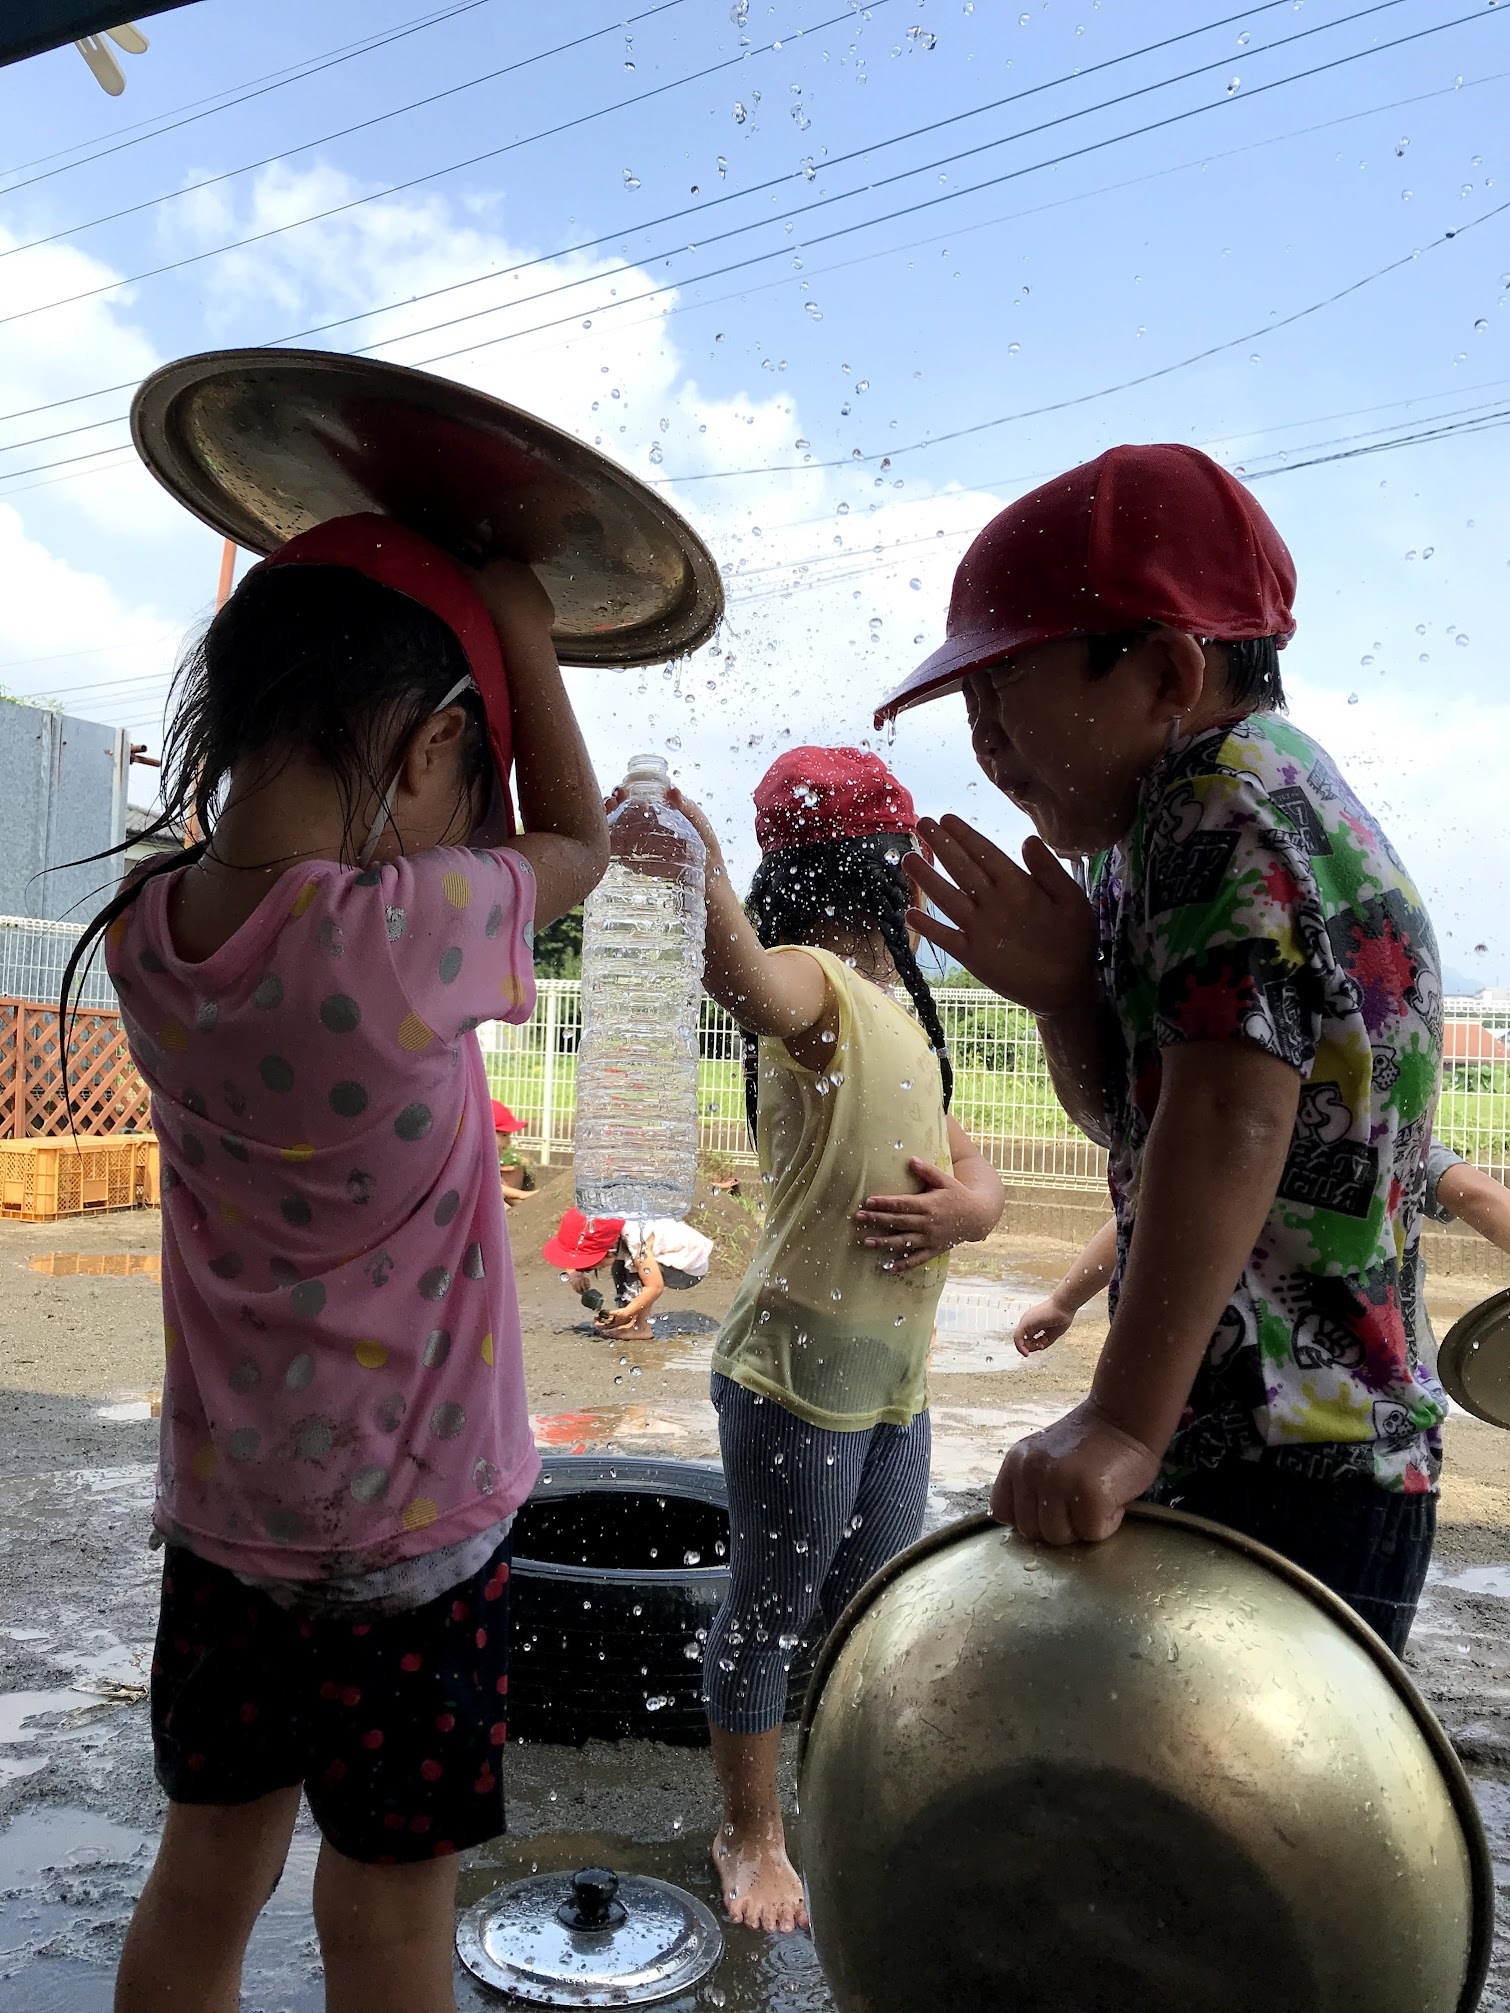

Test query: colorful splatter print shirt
[1093,714,1447,1493]
[106,847,541,1580]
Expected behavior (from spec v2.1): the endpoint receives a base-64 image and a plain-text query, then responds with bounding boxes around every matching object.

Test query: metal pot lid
[129,349,724,668]
[1438,1286,1510,1429]
[456,1866,724,2007]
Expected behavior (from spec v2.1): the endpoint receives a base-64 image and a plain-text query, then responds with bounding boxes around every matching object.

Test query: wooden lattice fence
[0,997,150,1140]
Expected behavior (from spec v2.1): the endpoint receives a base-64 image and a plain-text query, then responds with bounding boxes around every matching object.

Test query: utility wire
[0,0,892,329]
[340,0,1424,367]
[6,58,1503,469]
[0,0,1482,431]
[0,0,508,193]
[1,0,696,259]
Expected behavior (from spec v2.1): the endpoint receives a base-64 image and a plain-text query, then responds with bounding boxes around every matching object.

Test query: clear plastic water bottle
[574,754,707,1219]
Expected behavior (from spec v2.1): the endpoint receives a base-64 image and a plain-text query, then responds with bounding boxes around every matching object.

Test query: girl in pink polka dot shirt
[77,519,608,2013]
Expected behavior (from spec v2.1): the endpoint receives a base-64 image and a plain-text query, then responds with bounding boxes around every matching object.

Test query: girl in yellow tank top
[667,749,1003,1938]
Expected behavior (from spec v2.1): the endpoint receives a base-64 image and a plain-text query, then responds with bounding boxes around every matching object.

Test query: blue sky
[0,0,1506,981]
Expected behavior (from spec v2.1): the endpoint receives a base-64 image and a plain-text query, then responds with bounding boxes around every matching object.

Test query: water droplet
[1475,318,1490,332]
[1008,341,1021,356]
[622,168,641,190]
[666,733,682,750]
[1456,634,1470,648]
[645,1694,672,1712]
[805,301,824,320]
[1475,943,1489,956]
[908,25,937,47]
[684,1549,701,1565]
[909,577,921,590]
[1347,692,1359,705]
[900,1078,912,1090]
[648,442,664,465]
[1226,75,1240,94]
[795,437,811,449]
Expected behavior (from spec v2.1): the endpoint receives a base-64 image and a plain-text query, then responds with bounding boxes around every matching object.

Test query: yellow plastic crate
[0,1135,158,1222]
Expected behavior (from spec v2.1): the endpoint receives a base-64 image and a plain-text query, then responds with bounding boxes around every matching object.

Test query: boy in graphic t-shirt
[880,443,1447,1653]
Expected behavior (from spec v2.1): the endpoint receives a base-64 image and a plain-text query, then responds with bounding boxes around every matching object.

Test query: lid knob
[557,1866,627,1932]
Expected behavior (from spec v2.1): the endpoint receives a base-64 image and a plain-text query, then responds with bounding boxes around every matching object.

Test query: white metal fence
[0,914,114,1009]
[5,916,1507,1190]
[479,980,1510,1188]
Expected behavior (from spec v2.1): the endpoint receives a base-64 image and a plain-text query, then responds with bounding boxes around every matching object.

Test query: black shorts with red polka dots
[150,1538,511,1864]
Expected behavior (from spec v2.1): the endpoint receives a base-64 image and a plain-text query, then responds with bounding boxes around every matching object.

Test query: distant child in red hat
[76,524,610,2013]
[492,1099,533,1206]
[880,442,1446,1653]
[664,748,1004,1935]
[544,1207,714,1340]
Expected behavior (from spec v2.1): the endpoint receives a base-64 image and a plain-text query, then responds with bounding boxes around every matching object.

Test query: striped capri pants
[701,1371,932,1736]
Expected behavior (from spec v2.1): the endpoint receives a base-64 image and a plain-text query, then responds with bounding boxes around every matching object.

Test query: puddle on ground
[27,1253,159,1279]
[0,1806,322,2012]
[531,1402,717,1459]
[930,1276,1034,1374]
[1441,1565,1510,1601]
[459,1830,832,2012]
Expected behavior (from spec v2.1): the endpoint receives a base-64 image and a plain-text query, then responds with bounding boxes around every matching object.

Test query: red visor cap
[258,513,515,833]
[491,1100,526,1135]
[542,1208,625,1272]
[753,745,919,854]
[875,443,1297,726]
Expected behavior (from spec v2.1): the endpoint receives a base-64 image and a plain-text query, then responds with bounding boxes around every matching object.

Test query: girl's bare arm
[474,560,610,926]
[666,787,830,1042]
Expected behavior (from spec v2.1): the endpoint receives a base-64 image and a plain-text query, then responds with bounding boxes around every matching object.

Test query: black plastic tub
[508,1453,818,1746]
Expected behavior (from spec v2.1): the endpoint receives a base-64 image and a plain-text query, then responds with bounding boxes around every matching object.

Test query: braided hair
[741,831,953,1142]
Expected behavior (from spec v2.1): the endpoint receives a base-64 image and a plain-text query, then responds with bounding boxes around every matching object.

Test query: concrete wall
[0,700,128,925]
[1002,1182,1510,1290]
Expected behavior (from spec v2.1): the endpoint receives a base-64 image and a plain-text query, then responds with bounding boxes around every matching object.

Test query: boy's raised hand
[991,1397,1161,1545]
[905,816,1097,1016]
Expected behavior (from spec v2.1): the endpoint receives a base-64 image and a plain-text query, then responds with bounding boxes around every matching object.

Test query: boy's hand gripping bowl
[798,1506,1491,2013]
[131,348,723,667]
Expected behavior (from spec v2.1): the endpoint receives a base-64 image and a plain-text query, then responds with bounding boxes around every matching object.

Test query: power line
[1,0,696,261]
[0,0,891,331]
[0,16,1500,494]
[4,0,1305,278]
[0,0,1480,434]
[0,0,507,194]
[398,10,1505,388]
[42,387,1510,719]
[653,192,1510,484]
[342,0,1422,367]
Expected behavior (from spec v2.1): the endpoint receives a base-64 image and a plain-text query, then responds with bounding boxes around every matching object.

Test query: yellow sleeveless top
[711,946,951,1430]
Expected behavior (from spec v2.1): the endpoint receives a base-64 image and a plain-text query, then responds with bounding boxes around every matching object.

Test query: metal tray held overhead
[130,349,725,668]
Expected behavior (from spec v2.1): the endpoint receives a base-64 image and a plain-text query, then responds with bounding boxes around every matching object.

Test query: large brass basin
[799,1507,1491,2013]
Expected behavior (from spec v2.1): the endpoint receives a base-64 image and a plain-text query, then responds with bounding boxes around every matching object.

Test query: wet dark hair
[741,831,953,1142]
[1084,630,1285,712]
[60,563,488,1050]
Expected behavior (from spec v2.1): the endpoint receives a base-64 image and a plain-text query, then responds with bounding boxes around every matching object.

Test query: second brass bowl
[799,1506,1490,2013]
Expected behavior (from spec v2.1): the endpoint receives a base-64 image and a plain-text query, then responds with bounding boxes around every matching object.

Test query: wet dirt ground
[2,1168,1510,2008]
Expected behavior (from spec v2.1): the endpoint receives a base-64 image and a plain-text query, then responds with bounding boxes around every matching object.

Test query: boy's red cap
[257,512,515,833]
[875,443,1297,725]
[542,1208,624,1272]
[753,746,918,854]
[491,1099,526,1135]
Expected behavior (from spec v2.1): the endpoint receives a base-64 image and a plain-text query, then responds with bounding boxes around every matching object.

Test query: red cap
[875,443,1297,725]
[491,1099,525,1135]
[542,1208,625,1272]
[753,746,918,854]
[258,512,515,833]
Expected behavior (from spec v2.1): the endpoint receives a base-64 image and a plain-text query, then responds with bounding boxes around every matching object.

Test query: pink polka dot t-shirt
[105,846,540,1584]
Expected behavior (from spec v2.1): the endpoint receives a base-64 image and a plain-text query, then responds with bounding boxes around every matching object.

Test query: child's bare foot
[711,1822,808,1933]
